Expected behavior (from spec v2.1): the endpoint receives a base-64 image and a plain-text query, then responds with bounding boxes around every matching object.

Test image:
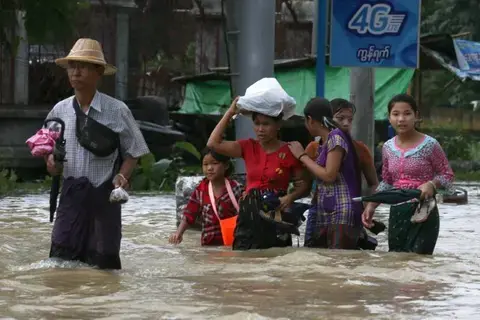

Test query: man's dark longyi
[50,177,122,269]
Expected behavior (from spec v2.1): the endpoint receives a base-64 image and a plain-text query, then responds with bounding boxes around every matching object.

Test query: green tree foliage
[421,0,480,108]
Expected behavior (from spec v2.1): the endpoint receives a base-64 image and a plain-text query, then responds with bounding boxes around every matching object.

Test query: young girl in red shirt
[169,148,243,246]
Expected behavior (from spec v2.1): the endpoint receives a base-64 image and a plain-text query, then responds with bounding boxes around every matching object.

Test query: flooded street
[1,187,480,319]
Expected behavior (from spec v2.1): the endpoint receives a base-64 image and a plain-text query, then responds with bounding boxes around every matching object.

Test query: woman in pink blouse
[362,94,454,255]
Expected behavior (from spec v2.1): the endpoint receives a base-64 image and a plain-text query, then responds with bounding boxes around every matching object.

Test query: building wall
[0,32,14,104]
[422,107,480,131]
[75,6,118,96]
[192,0,315,73]
[2,1,315,105]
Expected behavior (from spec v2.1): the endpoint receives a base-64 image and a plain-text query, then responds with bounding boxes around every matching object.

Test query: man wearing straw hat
[44,38,150,270]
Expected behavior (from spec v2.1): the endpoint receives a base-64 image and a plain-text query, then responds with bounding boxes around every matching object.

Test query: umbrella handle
[44,117,66,141]
[53,151,67,163]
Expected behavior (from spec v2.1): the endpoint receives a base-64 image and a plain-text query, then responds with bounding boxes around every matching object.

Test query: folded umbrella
[43,118,67,223]
[352,188,421,205]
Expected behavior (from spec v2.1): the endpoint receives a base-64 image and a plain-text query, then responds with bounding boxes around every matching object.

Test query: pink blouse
[377,135,454,192]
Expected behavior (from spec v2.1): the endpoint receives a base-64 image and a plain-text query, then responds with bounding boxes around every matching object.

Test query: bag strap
[225,179,240,212]
[208,181,221,221]
[208,179,239,221]
[72,97,82,114]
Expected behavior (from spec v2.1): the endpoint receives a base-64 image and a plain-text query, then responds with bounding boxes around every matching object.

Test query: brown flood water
[1,186,480,319]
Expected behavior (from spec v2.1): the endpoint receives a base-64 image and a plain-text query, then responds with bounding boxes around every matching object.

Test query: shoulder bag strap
[72,97,81,113]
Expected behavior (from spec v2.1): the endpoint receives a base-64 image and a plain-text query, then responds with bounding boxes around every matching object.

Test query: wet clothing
[238,139,303,193]
[233,189,303,250]
[45,91,150,269]
[306,129,363,249]
[305,224,362,249]
[304,203,317,246]
[183,178,243,246]
[388,202,440,254]
[378,135,454,254]
[233,139,304,250]
[50,177,122,269]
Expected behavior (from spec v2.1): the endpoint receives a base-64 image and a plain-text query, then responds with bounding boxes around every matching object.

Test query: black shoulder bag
[72,98,120,157]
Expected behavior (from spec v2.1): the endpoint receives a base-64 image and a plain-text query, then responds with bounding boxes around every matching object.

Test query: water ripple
[0,188,479,319]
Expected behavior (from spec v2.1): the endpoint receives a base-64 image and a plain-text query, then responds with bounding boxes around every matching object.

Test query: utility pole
[311,0,318,55]
[315,0,327,97]
[230,0,276,174]
[349,67,375,195]
[349,68,375,154]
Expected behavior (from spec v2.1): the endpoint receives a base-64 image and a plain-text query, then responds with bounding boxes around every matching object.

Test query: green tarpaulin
[178,66,415,120]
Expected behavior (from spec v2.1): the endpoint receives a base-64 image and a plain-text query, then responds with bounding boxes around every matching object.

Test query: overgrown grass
[129,142,203,192]
[455,170,480,182]
[0,180,50,197]
[468,142,480,161]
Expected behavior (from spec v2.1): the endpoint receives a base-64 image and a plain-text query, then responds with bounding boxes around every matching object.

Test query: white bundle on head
[236,78,296,120]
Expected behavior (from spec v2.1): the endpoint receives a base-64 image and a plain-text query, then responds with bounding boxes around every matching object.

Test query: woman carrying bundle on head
[289,98,364,249]
[207,97,311,250]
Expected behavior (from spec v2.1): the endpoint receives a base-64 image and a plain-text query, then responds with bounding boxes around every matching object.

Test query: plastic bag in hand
[109,187,129,204]
[25,128,60,157]
[236,78,296,120]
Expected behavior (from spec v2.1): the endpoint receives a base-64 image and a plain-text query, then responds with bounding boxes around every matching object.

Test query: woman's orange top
[305,139,374,171]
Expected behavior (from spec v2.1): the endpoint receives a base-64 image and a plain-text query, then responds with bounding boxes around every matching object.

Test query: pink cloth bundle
[26,128,60,157]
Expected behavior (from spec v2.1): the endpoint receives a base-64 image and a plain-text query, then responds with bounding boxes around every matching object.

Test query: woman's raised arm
[207,97,242,158]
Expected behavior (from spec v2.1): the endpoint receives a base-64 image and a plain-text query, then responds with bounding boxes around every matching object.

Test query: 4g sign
[347,3,406,35]
[329,0,421,68]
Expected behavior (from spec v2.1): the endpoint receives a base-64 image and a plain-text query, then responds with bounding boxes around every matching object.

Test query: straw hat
[55,38,117,75]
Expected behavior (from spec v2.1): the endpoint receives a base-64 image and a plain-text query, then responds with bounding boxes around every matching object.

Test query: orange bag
[208,179,240,246]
